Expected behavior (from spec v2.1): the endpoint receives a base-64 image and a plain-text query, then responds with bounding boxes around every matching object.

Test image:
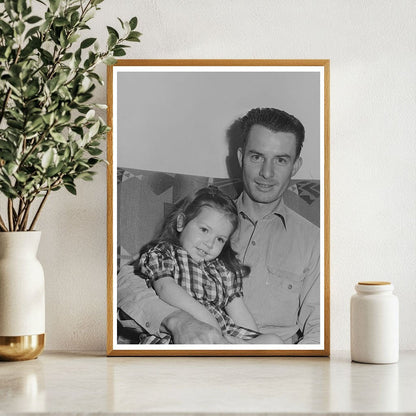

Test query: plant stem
[0,214,8,232]
[15,199,28,231]
[0,88,12,126]
[20,200,32,230]
[7,199,14,231]
[28,189,50,231]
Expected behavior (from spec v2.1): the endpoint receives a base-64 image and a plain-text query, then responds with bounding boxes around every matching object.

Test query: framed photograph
[107,60,330,356]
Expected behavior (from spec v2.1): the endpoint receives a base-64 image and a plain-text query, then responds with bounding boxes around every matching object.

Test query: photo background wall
[117,70,321,179]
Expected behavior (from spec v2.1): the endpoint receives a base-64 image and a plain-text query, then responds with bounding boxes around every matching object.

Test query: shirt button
[288,284,293,290]
[251,241,256,246]
[145,322,150,328]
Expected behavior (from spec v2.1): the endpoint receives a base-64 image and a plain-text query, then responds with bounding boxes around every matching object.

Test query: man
[118,107,320,344]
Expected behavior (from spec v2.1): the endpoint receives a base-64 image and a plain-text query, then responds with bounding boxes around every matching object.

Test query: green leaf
[5,162,18,176]
[22,5,32,17]
[21,37,41,56]
[103,56,117,65]
[49,0,60,13]
[0,141,14,152]
[45,165,62,177]
[107,33,117,49]
[50,131,67,143]
[68,33,80,44]
[76,160,90,169]
[85,109,95,120]
[117,17,125,29]
[0,183,18,198]
[87,158,100,166]
[63,146,71,160]
[54,17,69,27]
[129,16,138,30]
[74,149,84,161]
[48,76,60,92]
[40,49,54,64]
[126,31,141,42]
[88,121,100,138]
[16,21,25,35]
[26,15,42,24]
[70,11,80,26]
[113,47,126,57]
[64,183,77,195]
[75,93,93,104]
[24,25,40,39]
[61,52,72,61]
[4,0,16,20]
[17,0,26,14]
[87,147,102,156]
[57,85,72,100]
[25,117,44,134]
[7,119,24,129]
[82,9,95,23]
[14,171,28,183]
[23,83,39,98]
[80,37,96,49]
[59,29,67,47]
[41,148,55,169]
[106,26,119,39]
[42,112,55,125]
[0,20,13,35]
[78,171,95,181]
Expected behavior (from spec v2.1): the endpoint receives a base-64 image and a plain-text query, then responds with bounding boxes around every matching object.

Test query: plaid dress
[137,241,260,343]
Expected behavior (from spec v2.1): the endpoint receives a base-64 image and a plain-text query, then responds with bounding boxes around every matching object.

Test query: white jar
[350,281,399,364]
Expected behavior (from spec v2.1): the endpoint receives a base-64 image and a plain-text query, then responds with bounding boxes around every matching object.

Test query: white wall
[38,0,416,352]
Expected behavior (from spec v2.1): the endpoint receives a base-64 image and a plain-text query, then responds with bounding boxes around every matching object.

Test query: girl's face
[177,206,234,263]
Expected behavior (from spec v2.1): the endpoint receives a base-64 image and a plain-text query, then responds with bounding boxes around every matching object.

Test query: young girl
[135,186,282,344]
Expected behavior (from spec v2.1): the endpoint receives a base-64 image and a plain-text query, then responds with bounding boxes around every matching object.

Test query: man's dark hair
[229,107,305,160]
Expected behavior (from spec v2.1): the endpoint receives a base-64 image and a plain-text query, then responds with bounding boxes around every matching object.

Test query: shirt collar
[235,193,287,229]
[176,244,220,267]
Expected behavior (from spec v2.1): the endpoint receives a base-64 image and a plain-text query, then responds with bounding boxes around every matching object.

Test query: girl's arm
[225,296,258,331]
[153,278,221,330]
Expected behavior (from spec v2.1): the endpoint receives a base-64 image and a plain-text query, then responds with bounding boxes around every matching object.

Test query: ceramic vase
[0,231,45,361]
[350,281,399,364]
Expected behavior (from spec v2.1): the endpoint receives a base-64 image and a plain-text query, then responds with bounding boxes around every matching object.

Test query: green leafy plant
[0,0,140,231]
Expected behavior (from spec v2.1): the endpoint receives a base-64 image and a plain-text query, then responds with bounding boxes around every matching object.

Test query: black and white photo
[107,60,330,356]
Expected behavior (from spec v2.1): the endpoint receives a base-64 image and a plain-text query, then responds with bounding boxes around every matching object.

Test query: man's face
[238,124,302,206]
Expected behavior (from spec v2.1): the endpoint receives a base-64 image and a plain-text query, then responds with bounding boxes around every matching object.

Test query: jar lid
[358,281,391,285]
[355,281,394,293]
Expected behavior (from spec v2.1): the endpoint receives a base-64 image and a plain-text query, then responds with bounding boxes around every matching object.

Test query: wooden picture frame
[107,60,330,356]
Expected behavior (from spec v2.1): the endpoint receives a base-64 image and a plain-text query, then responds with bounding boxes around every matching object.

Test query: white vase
[0,231,45,361]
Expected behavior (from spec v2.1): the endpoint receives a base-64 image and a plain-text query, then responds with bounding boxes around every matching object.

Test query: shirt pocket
[264,266,302,326]
[266,266,302,293]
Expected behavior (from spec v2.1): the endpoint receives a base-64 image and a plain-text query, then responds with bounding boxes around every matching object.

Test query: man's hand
[161,310,228,344]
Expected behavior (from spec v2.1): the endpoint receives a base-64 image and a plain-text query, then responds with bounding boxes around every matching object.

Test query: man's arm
[161,310,227,344]
[118,264,177,335]
[298,236,320,344]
